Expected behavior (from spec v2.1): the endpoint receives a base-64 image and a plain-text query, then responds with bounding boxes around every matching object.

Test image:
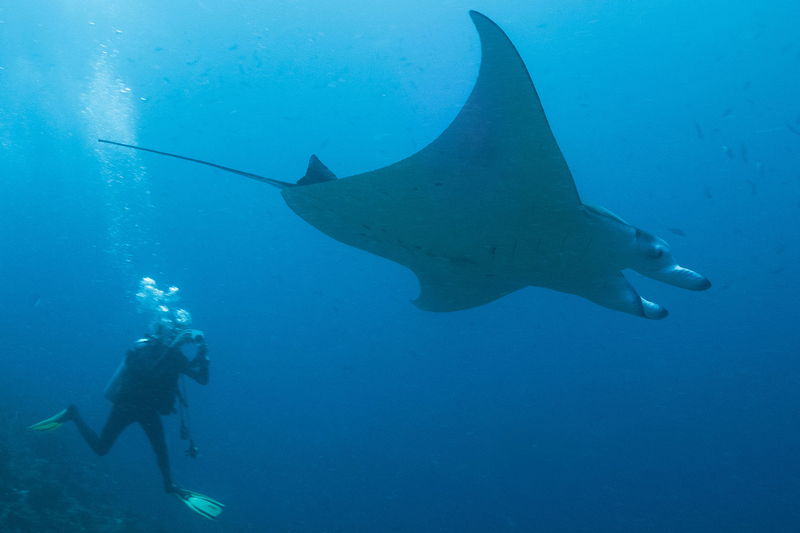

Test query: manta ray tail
[97,139,295,190]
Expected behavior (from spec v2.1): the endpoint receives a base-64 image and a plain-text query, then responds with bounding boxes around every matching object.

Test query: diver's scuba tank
[103,357,130,403]
[103,329,204,403]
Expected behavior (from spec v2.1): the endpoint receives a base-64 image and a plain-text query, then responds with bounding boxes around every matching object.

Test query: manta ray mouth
[644,265,712,291]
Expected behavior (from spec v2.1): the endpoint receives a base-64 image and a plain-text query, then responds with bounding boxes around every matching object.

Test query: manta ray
[101,11,710,319]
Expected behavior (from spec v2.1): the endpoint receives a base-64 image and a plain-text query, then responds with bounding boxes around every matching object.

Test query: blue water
[2,0,799,531]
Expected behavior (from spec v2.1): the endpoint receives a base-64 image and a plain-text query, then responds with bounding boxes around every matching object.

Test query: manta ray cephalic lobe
[100,11,710,319]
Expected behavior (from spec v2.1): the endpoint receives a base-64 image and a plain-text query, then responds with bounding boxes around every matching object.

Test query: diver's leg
[68,403,134,456]
[138,410,174,492]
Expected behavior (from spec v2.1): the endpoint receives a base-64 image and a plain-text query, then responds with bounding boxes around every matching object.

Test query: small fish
[787,123,800,137]
[746,180,757,196]
[740,143,748,164]
[703,185,713,199]
[667,227,686,236]
[722,145,735,159]
[722,106,734,117]
[693,121,704,139]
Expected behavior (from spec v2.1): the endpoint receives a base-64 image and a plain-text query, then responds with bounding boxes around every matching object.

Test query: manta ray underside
[100,11,710,319]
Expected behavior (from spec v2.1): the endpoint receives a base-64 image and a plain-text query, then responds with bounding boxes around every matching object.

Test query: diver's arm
[173,329,209,385]
[183,342,210,385]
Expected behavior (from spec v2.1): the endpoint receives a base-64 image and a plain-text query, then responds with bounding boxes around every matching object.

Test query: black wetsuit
[68,335,209,492]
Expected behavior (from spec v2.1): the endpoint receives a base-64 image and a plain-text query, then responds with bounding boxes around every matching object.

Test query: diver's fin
[297,155,337,186]
[97,139,295,190]
[28,409,69,432]
[175,489,225,520]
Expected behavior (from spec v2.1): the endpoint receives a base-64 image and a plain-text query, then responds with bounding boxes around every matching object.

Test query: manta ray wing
[282,11,583,311]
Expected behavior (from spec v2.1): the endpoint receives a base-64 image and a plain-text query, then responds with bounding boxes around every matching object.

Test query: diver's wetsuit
[67,334,209,492]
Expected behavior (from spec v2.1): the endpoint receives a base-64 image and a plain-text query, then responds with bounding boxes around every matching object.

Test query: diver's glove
[169,329,204,348]
[185,329,205,344]
[196,343,209,363]
[194,335,210,366]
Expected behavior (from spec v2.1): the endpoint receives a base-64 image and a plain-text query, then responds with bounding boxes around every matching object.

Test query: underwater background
[1,0,799,531]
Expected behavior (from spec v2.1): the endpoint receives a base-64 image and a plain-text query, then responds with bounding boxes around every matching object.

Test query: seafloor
[0,406,159,533]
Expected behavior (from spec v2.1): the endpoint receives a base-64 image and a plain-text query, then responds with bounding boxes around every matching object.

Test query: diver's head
[150,321,187,344]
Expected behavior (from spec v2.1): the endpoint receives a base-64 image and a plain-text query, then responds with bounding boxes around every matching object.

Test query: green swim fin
[175,489,225,520]
[29,409,69,432]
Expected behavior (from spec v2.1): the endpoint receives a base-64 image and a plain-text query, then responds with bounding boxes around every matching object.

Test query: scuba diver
[29,279,224,520]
